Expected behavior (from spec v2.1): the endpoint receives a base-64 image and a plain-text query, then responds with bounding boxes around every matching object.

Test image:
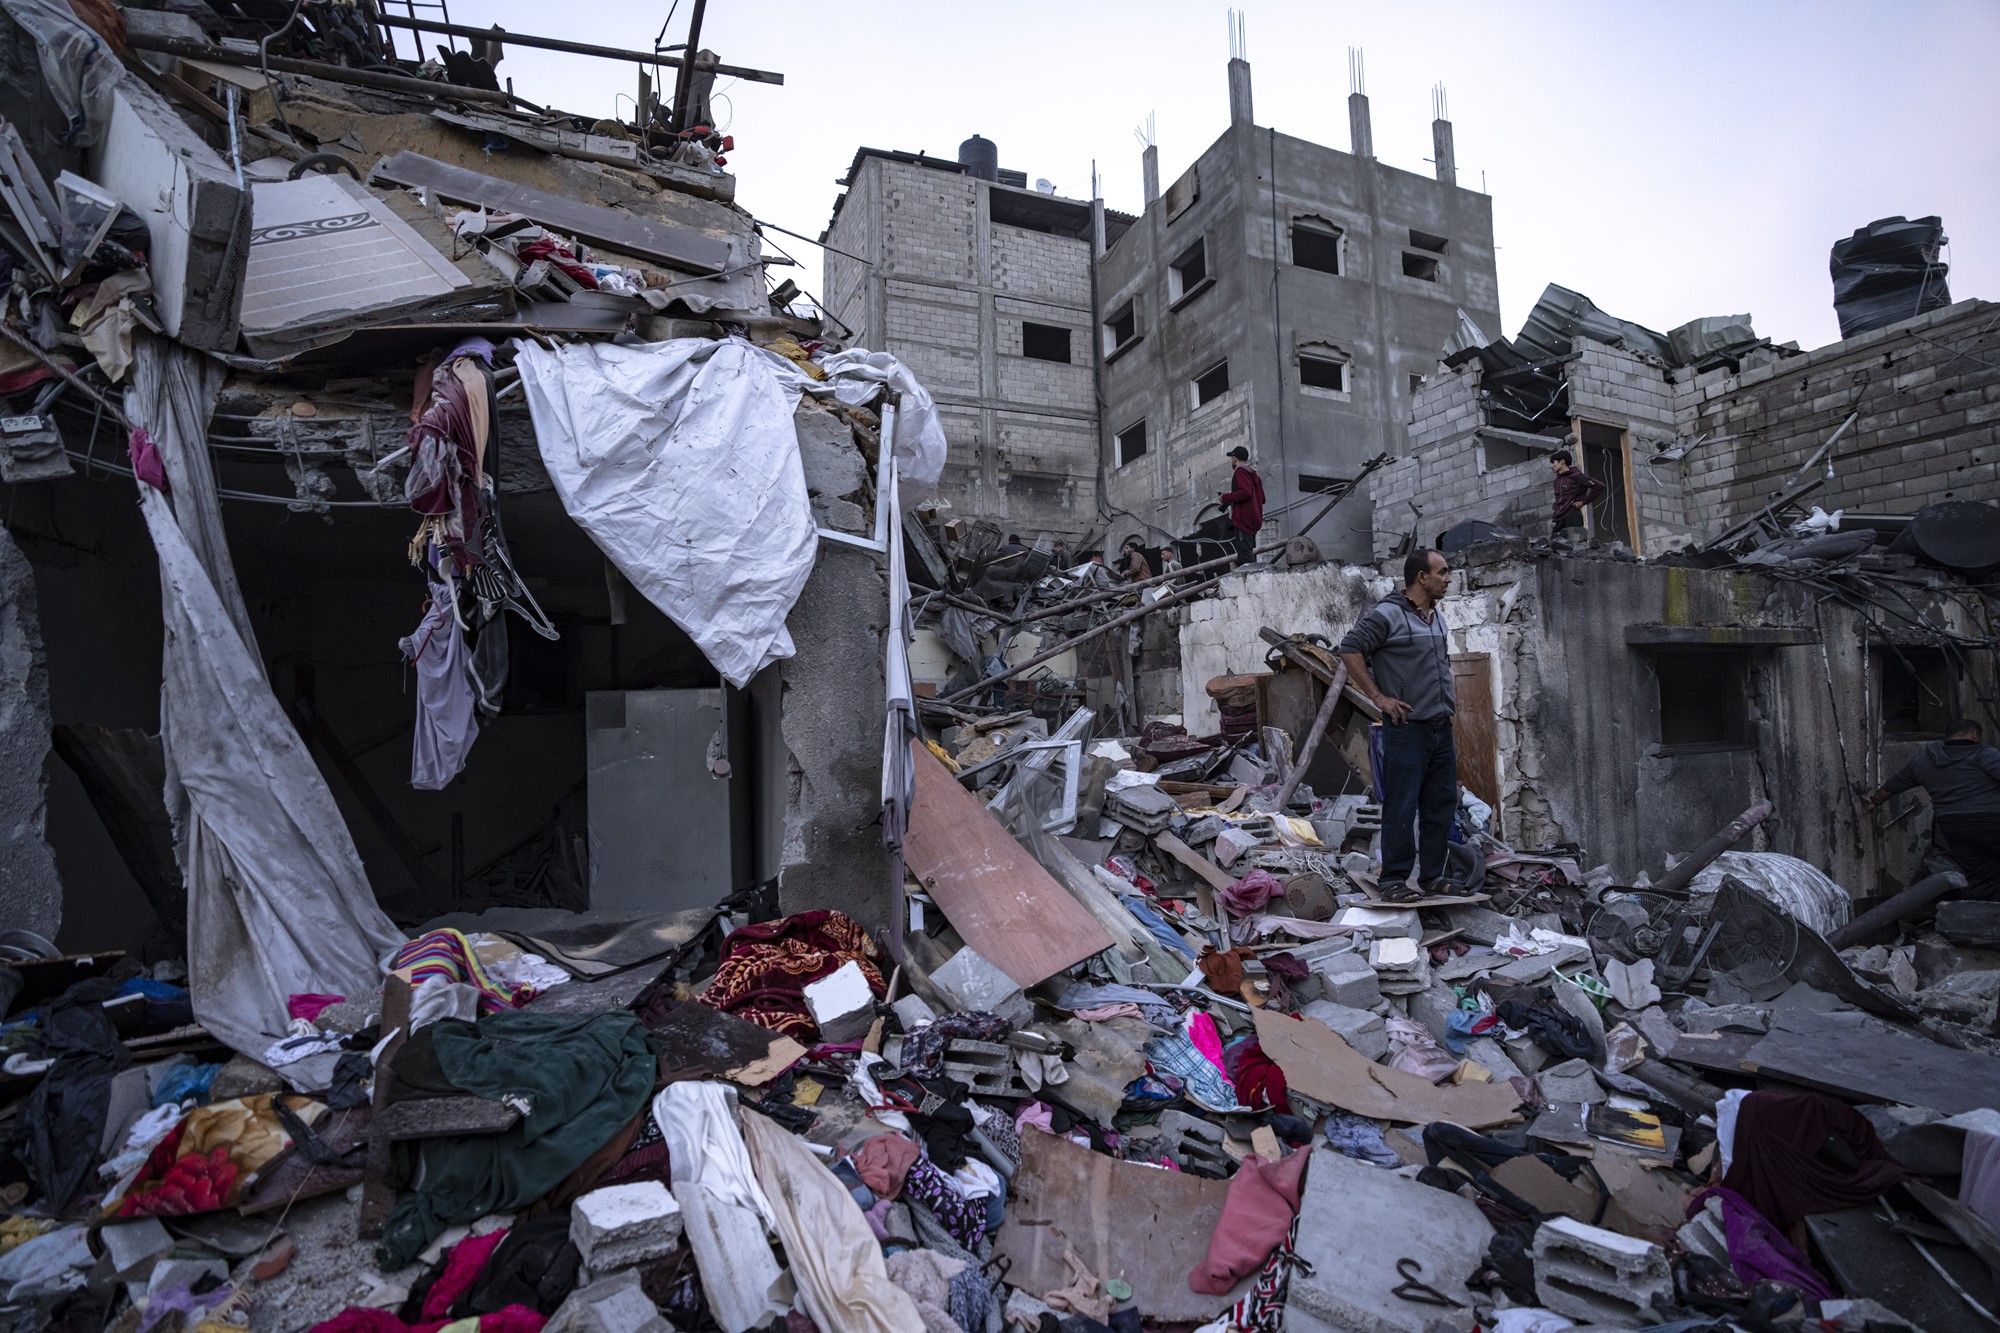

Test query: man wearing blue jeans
[1338,548,1457,903]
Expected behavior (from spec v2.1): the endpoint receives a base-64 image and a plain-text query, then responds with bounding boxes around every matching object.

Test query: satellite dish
[1034,178,1056,194]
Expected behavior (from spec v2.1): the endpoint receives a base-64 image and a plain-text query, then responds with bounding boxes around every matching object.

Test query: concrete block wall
[992,223,1090,301]
[1367,443,1548,559]
[884,279,980,395]
[882,162,978,283]
[1410,363,1481,449]
[1565,343,1698,550]
[1178,564,1390,731]
[1681,299,2000,528]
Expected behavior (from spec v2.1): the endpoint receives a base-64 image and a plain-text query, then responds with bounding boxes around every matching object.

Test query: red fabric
[1219,464,1265,534]
[518,238,599,289]
[1230,1044,1291,1116]
[308,1303,547,1333]
[1190,1147,1309,1294]
[422,1228,510,1321]
[289,993,347,1022]
[698,910,885,1039]
[129,428,168,493]
[1719,1091,1904,1234]
[851,1133,921,1200]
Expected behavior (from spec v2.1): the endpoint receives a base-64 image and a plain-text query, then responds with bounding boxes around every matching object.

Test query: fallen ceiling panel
[371,150,730,275]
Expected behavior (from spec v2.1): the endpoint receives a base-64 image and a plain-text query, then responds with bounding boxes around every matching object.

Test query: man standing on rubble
[1219,445,1265,567]
[1864,718,2000,899]
[1338,548,1457,903]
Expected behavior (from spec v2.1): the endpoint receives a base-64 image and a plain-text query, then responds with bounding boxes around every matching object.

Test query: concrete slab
[1534,1059,1605,1105]
[1285,1149,1494,1333]
[804,960,876,1045]
[1300,1000,1388,1061]
[931,946,1034,1026]
[571,1182,683,1278]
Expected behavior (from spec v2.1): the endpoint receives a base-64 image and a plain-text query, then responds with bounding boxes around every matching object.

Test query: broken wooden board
[1254,1008,1521,1128]
[648,1001,806,1087]
[371,151,729,274]
[904,741,1114,988]
[1156,830,1234,892]
[1742,1011,2000,1116]
[993,1127,1247,1321]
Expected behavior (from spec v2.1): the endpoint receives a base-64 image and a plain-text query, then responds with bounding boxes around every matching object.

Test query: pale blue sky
[463,0,1999,352]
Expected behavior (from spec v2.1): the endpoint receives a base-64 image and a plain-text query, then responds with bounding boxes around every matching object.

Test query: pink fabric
[1190,1148,1310,1294]
[851,1134,921,1200]
[288,993,347,1022]
[422,1227,510,1320]
[308,1303,546,1333]
[1185,1011,1228,1074]
[1015,1102,1054,1134]
[1220,869,1283,915]
[129,428,167,492]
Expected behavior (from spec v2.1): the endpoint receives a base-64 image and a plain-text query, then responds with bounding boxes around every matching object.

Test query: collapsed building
[3,5,2000,1333]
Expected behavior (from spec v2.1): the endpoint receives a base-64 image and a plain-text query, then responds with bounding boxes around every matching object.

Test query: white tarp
[815,348,947,507]
[138,482,403,1071]
[515,337,817,687]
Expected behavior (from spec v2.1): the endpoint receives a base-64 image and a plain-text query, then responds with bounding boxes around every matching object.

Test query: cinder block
[571,1182,683,1278]
[1301,1000,1388,1060]
[1531,1216,1672,1325]
[940,1039,1034,1098]
[1305,948,1381,1010]
[804,960,877,1045]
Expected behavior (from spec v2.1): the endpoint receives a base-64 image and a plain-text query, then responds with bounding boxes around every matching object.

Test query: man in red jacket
[1219,445,1265,567]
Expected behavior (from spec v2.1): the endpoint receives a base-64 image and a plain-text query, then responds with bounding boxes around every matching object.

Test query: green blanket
[379,1010,655,1270]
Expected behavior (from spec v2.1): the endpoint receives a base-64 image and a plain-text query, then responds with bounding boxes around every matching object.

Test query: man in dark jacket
[1218,445,1265,567]
[1338,547,1457,902]
[1550,445,1608,540]
[1865,718,2000,899]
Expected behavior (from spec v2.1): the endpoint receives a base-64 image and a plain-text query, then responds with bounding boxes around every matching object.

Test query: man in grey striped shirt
[1338,548,1457,903]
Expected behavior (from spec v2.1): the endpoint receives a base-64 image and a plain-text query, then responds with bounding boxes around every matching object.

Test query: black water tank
[957,135,998,182]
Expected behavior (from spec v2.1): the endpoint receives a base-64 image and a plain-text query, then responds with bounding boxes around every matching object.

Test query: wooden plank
[1450,654,1501,837]
[993,1127,1248,1322]
[358,976,411,1239]
[371,151,730,275]
[1741,1012,2000,1116]
[1155,830,1234,892]
[904,741,1114,988]
[1254,1008,1521,1128]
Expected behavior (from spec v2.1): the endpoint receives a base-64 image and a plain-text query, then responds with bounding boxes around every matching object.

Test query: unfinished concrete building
[1096,57,1501,563]
[821,145,1133,546]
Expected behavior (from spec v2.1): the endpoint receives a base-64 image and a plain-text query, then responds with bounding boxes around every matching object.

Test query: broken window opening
[1577,419,1635,550]
[1877,647,1955,738]
[1654,650,1751,751]
[1402,252,1441,282]
[1298,353,1349,394]
[1291,219,1343,275]
[1408,228,1449,254]
[1115,419,1148,467]
[1480,438,1539,470]
[1022,321,1072,364]
[1103,301,1138,356]
[1409,372,1427,395]
[1169,238,1211,306]
[1193,360,1230,408]
[1298,474,1350,494]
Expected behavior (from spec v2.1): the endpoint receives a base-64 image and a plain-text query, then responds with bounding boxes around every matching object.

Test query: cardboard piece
[904,743,1114,987]
[993,1128,1247,1321]
[1253,1009,1521,1128]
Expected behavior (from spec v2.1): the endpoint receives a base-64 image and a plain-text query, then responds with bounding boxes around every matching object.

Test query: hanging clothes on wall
[400,587,479,790]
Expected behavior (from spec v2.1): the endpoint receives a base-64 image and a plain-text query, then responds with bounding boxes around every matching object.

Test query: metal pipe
[939,576,1224,705]
[1649,800,1774,897]
[123,32,513,104]
[668,0,709,132]
[368,10,782,83]
[1826,870,1968,950]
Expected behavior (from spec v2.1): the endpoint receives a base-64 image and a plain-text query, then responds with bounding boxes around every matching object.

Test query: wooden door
[1451,654,1501,837]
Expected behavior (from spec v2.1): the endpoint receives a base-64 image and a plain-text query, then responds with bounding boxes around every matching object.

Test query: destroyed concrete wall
[1177,565,1391,732]
[1679,298,2000,526]
[1100,75,1501,563]
[1566,342,1697,552]
[823,154,1098,543]
[0,525,63,940]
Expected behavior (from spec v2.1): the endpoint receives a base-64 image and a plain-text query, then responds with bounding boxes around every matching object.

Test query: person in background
[1864,717,2000,900]
[1550,442,1608,542]
[1158,546,1183,578]
[1117,537,1151,583]
[1219,445,1265,568]
[1337,547,1457,903]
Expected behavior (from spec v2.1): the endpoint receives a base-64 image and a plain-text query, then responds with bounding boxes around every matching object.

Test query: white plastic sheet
[139,484,404,1073]
[514,338,818,688]
[817,348,947,507]
[1687,851,1850,938]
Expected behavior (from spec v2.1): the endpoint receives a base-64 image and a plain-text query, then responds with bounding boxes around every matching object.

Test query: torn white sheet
[514,337,817,687]
[139,484,404,1075]
[816,348,947,507]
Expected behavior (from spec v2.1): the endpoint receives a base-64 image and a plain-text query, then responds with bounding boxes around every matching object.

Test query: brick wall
[882,162,977,283]
[1683,299,2000,526]
[1410,363,1481,449]
[992,223,1090,300]
[1565,343,1697,549]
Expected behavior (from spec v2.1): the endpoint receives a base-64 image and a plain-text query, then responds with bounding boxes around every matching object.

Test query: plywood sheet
[905,742,1113,987]
[1254,1008,1521,1128]
[993,1128,1246,1321]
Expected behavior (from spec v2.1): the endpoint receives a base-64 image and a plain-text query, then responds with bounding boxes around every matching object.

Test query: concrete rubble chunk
[99,1218,174,1280]
[1534,1058,1606,1105]
[1678,1001,1770,1035]
[931,946,1033,1026]
[1285,1148,1495,1333]
[545,1267,677,1333]
[804,959,876,1045]
[891,993,938,1030]
[571,1182,684,1278]
[1301,999,1388,1061]
[1530,1216,1672,1326]
[672,1183,788,1333]
[1126,1108,1232,1175]
[1048,1017,1149,1127]
[1306,948,1382,1010]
